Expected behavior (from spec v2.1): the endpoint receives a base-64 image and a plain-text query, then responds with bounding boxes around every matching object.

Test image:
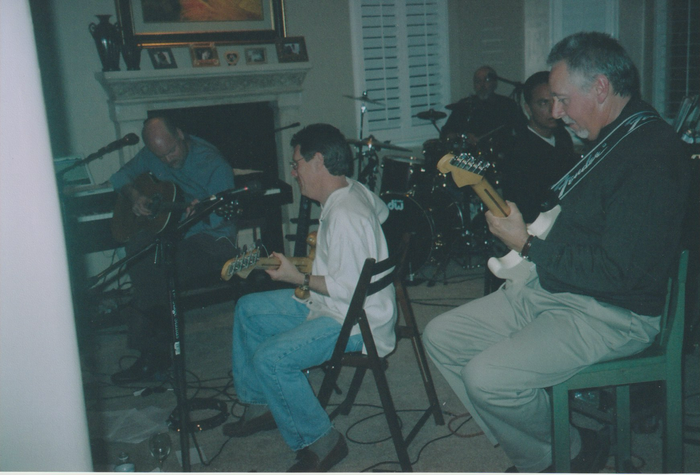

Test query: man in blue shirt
[109,115,237,384]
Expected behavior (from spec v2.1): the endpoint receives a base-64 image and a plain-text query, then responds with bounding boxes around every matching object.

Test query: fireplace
[95,62,312,253]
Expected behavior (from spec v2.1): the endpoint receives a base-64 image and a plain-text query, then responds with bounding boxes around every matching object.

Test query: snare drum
[380,155,426,194]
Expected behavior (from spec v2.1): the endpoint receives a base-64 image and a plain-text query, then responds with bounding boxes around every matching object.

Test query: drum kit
[345,93,501,281]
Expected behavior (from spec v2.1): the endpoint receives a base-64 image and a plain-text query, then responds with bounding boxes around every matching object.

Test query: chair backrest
[653,250,689,358]
[330,234,411,358]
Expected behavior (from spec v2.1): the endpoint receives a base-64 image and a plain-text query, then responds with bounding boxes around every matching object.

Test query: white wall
[0,1,92,471]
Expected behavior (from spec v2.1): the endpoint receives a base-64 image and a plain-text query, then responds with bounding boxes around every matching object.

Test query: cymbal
[347,136,411,152]
[416,108,447,121]
[343,93,384,106]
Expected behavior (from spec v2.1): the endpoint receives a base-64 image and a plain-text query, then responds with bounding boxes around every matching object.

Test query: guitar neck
[255,256,311,271]
[471,180,510,218]
[437,152,510,218]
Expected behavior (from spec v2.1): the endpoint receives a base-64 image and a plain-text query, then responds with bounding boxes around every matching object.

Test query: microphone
[274,122,301,133]
[488,72,523,88]
[99,133,140,154]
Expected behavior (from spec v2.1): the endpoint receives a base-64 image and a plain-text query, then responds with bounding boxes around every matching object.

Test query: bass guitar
[436,153,561,283]
[111,173,183,243]
[221,232,316,298]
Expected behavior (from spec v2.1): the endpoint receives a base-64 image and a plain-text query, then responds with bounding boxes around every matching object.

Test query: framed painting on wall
[116,0,287,46]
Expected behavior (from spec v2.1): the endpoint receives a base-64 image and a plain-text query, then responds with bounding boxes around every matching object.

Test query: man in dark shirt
[501,71,579,223]
[424,33,690,473]
[441,65,526,154]
[109,116,238,384]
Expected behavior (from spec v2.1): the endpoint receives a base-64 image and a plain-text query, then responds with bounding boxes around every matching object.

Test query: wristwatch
[519,235,535,259]
[300,272,311,292]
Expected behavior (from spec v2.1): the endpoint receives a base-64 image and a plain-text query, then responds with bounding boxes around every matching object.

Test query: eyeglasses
[290,157,304,170]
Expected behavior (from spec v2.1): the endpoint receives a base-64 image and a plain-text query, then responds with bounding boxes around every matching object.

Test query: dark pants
[125,231,237,354]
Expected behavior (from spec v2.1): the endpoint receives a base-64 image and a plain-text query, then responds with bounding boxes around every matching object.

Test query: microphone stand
[87,196,239,473]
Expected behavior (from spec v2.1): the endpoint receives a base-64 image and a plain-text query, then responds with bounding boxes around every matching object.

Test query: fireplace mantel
[96,63,311,107]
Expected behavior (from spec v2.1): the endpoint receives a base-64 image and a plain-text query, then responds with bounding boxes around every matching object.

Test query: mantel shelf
[96,63,312,105]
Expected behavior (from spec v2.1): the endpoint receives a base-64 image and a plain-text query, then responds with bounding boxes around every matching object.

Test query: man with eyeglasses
[222,123,395,472]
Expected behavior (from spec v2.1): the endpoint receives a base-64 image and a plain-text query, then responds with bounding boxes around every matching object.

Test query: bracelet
[519,235,535,259]
[300,273,311,291]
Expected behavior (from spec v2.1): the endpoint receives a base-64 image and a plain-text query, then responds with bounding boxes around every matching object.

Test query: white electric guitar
[436,153,561,283]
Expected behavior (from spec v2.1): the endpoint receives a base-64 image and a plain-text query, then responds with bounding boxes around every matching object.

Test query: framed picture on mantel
[116,0,287,47]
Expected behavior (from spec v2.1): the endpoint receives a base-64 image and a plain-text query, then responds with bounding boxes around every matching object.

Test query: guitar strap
[550,110,661,201]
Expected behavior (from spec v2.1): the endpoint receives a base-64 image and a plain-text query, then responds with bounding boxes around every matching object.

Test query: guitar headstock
[436,153,491,187]
[220,246,261,281]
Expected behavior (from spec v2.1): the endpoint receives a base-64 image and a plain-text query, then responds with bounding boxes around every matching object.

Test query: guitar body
[437,153,561,284]
[111,173,179,243]
[486,205,561,282]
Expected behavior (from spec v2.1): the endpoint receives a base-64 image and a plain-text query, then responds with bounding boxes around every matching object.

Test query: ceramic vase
[89,14,121,72]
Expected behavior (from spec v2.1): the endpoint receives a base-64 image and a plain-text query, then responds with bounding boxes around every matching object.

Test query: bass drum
[380,191,466,275]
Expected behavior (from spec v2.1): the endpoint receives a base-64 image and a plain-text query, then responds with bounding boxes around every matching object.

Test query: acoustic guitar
[221,232,317,298]
[436,153,561,283]
[111,173,184,243]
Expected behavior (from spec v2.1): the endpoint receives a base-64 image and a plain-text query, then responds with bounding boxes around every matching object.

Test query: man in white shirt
[223,123,395,472]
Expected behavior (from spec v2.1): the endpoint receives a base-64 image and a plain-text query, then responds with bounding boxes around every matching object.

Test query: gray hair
[547,31,640,98]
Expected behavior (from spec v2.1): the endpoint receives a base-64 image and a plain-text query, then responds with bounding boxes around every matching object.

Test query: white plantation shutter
[352,0,449,143]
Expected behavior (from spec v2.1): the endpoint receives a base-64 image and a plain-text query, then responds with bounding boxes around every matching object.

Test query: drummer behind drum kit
[343,106,501,282]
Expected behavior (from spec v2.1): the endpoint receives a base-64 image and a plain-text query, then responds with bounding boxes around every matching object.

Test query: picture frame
[275,36,308,63]
[190,43,220,67]
[245,47,267,65]
[225,51,240,66]
[116,0,287,47]
[147,47,177,69]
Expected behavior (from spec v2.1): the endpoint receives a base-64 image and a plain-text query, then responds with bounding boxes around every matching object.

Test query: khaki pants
[423,270,660,472]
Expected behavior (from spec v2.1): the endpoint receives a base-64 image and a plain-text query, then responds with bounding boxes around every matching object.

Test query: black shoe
[287,434,348,472]
[222,411,277,437]
[111,351,170,384]
[505,427,609,473]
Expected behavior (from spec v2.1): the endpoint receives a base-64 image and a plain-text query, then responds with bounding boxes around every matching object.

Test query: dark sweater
[528,99,691,316]
[501,124,579,223]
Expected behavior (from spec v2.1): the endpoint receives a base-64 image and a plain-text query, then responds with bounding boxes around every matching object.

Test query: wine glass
[149,432,172,472]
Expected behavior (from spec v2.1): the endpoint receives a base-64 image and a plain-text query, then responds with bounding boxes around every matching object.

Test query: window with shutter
[350,0,450,145]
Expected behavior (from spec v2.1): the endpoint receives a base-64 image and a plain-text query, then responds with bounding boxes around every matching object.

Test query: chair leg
[317,361,344,411]
[369,362,413,471]
[551,385,572,473]
[330,367,367,419]
[614,385,631,472]
[664,377,684,472]
[409,335,445,426]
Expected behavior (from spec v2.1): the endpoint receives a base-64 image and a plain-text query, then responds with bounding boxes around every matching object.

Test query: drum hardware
[416,108,447,134]
[343,91,385,106]
[344,91,386,184]
[347,136,412,153]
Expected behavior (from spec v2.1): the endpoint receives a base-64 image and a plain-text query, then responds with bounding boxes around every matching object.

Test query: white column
[0,1,92,471]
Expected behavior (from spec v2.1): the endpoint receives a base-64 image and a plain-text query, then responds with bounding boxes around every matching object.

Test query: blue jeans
[232,289,363,451]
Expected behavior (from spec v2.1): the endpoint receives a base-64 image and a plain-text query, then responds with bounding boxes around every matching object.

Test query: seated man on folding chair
[223,123,396,472]
[423,32,691,473]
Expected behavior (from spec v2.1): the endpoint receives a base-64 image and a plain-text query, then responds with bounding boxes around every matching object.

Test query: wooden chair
[316,234,445,472]
[551,250,689,473]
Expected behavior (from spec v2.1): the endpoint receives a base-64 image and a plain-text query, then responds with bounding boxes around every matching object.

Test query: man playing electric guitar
[109,115,238,384]
[424,32,691,473]
[222,124,395,472]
